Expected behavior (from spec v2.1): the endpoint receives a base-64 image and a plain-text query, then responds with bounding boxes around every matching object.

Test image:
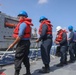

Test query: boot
[14,70,19,75]
[56,63,64,67]
[23,72,31,75]
[63,61,68,65]
[23,68,31,75]
[39,64,50,73]
[68,60,75,63]
[14,72,19,75]
[39,67,50,73]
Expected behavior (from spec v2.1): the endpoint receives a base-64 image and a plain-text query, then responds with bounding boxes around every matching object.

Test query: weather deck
[0,56,76,75]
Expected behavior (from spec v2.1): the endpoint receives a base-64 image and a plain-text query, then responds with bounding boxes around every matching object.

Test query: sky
[0,0,76,36]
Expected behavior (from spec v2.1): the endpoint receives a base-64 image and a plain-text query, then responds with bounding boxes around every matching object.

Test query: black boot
[63,61,68,65]
[39,67,50,73]
[23,68,31,75]
[23,72,31,75]
[74,56,76,60]
[14,70,20,75]
[68,60,75,63]
[56,63,64,67]
[39,64,50,73]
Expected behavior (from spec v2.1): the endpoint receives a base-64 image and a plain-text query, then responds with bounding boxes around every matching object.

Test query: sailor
[36,16,53,73]
[8,10,33,75]
[73,30,76,60]
[68,25,75,63]
[54,26,68,67]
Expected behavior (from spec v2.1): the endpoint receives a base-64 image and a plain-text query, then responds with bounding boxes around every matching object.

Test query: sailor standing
[54,26,68,67]
[8,10,33,75]
[36,16,53,73]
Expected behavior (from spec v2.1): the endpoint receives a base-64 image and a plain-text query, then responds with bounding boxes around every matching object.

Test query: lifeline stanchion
[30,42,40,63]
[29,42,39,64]
[34,42,40,61]
[53,43,57,56]
[0,48,10,60]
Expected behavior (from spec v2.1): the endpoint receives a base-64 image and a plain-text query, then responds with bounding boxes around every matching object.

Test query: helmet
[68,25,73,30]
[56,26,62,32]
[18,10,28,17]
[39,16,47,22]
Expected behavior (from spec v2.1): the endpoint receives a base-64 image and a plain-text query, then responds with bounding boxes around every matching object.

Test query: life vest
[38,20,52,35]
[55,29,67,42]
[13,18,33,38]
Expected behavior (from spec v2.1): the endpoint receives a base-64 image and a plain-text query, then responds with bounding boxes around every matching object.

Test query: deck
[0,55,76,75]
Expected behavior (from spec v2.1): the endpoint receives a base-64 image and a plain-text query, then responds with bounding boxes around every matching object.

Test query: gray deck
[0,56,76,75]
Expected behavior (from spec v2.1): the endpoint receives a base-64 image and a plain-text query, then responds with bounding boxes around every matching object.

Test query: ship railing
[29,43,58,62]
[29,42,41,62]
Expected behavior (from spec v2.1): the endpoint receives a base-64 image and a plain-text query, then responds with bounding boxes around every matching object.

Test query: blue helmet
[18,10,28,17]
[39,16,47,22]
[68,25,73,30]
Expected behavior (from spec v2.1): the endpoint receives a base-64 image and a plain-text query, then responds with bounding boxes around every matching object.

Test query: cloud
[38,0,48,4]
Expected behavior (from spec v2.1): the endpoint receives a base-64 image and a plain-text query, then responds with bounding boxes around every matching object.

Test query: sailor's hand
[54,40,58,43]
[54,40,56,43]
[36,39,39,42]
[55,41,59,45]
[8,43,14,49]
[67,38,71,41]
[67,38,69,41]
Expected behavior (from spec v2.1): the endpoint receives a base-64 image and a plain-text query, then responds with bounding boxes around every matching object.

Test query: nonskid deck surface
[1,56,76,75]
